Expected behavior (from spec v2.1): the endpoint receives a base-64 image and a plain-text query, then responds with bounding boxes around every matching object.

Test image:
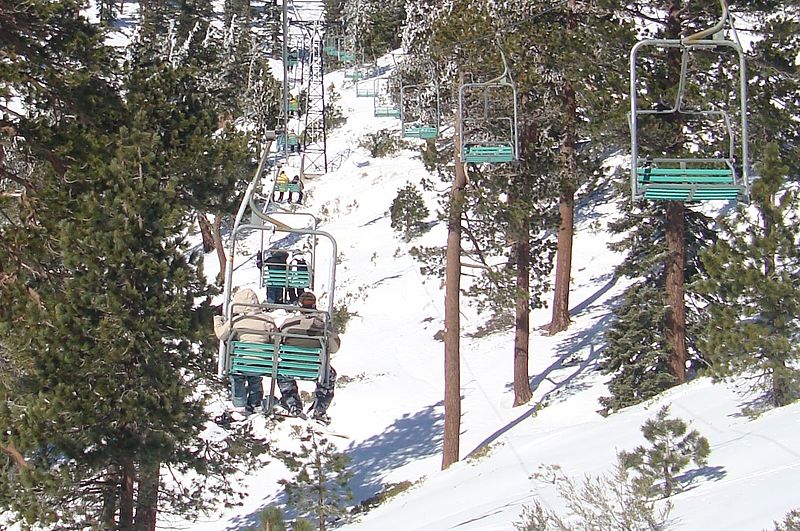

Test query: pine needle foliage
[600,200,717,413]
[618,405,710,499]
[0,1,268,527]
[390,183,430,242]
[695,143,800,408]
[251,505,287,531]
[515,463,672,531]
[599,283,677,416]
[278,426,353,531]
[772,509,800,531]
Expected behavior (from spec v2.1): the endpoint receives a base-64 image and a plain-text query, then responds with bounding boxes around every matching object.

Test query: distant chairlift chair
[401,83,440,139]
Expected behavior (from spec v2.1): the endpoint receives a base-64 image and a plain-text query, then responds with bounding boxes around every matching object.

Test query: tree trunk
[548,0,578,336]
[119,458,136,531]
[101,465,120,528]
[442,86,466,470]
[134,461,160,531]
[197,211,215,253]
[548,191,574,334]
[316,437,326,531]
[211,213,227,286]
[664,201,687,383]
[513,236,532,406]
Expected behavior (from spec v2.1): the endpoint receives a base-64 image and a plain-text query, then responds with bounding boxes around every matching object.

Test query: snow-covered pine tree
[696,143,800,408]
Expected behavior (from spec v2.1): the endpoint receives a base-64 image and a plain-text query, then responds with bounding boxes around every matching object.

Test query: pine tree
[599,0,775,407]
[253,505,287,530]
[599,283,676,415]
[0,3,268,527]
[696,143,800,407]
[278,426,353,531]
[390,183,430,242]
[600,199,717,412]
[618,405,710,498]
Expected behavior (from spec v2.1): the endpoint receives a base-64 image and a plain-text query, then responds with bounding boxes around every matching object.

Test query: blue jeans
[266,286,284,304]
[230,374,263,409]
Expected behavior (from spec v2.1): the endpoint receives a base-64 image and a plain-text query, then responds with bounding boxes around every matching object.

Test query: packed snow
[162,60,800,531]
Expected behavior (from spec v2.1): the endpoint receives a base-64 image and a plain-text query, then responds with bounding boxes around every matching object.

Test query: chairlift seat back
[230,341,322,381]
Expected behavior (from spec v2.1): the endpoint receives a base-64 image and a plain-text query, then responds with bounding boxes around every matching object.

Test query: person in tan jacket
[277,291,341,423]
[214,288,276,413]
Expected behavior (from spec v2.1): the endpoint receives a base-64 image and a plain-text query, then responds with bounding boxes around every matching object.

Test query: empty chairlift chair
[629,0,751,202]
[374,77,401,118]
[356,79,377,97]
[401,83,440,139]
[459,50,519,164]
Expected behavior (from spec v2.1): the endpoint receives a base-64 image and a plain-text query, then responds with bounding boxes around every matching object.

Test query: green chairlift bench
[356,81,377,97]
[344,68,365,80]
[263,263,311,289]
[636,166,743,201]
[463,144,515,164]
[374,106,401,118]
[403,125,438,139]
[230,340,322,381]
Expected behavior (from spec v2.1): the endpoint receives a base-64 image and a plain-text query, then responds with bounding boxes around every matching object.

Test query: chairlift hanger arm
[683,0,728,43]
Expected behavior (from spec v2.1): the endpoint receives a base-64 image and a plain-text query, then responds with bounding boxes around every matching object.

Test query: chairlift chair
[356,79,377,97]
[401,83,440,139]
[629,0,750,202]
[322,34,354,63]
[373,77,401,118]
[219,142,339,412]
[458,50,519,164]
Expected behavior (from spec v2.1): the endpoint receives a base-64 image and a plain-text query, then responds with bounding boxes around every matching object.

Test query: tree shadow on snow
[213,406,447,531]
[345,403,444,503]
[677,464,727,489]
[466,287,621,459]
[566,272,618,318]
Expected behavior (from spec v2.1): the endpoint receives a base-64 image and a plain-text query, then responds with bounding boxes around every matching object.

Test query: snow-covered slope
[178,61,800,531]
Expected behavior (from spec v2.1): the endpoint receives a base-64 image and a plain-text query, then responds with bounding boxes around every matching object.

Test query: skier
[286,253,309,304]
[289,174,304,204]
[257,250,289,305]
[274,169,290,202]
[213,288,275,414]
[276,291,341,423]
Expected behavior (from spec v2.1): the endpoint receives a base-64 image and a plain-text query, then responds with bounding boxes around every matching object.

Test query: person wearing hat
[286,252,309,304]
[277,291,341,423]
[213,288,276,414]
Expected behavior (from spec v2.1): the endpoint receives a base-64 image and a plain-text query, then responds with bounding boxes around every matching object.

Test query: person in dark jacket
[257,250,289,305]
[286,254,309,304]
[277,291,341,423]
[290,175,304,204]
